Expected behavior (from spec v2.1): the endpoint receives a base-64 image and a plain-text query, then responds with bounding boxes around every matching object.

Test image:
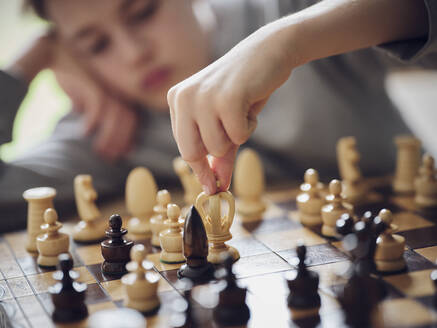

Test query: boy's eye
[127,0,159,24]
[89,37,110,55]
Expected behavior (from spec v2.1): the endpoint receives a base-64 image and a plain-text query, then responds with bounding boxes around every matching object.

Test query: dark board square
[86,263,126,283]
[160,269,218,291]
[243,216,300,235]
[415,208,437,223]
[275,200,297,211]
[84,283,111,305]
[398,226,437,249]
[278,244,348,268]
[404,250,437,273]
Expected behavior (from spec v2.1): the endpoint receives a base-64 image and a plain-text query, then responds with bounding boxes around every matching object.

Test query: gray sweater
[1,0,436,232]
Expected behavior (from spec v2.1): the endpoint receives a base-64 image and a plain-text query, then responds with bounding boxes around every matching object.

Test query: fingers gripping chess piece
[159,204,185,264]
[126,167,157,240]
[414,154,437,208]
[122,244,161,314]
[49,253,88,323]
[374,209,406,273]
[36,208,70,267]
[321,180,352,238]
[150,190,172,247]
[196,191,240,264]
[286,244,321,319]
[73,175,106,242]
[393,136,421,194]
[337,137,367,205]
[101,214,134,276]
[23,187,57,253]
[234,148,266,221]
[173,157,202,207]
[297,169,325,226]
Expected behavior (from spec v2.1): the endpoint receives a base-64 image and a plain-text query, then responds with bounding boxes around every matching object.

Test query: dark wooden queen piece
[177,206,214,282]
[49,253,88,323]
[101,214,133,276]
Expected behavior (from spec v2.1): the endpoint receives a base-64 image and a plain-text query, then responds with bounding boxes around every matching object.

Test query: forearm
[275,0,428,67]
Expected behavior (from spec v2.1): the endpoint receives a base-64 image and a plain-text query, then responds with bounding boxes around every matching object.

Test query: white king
[195,190,240,264]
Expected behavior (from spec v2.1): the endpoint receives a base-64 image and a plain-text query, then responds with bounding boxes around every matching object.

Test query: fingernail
[202,184,214,195]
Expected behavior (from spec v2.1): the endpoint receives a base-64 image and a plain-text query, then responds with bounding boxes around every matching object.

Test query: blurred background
[0,0,436,163]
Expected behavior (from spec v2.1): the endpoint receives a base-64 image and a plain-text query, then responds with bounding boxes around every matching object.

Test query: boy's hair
[25,0,47,19]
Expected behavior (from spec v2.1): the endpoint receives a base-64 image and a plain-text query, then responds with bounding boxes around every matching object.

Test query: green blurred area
[0,1,70,162]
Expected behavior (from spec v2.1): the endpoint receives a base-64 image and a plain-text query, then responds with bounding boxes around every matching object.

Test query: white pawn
[374,209,406,273]
[234,148,266,221]
[159,204,185,264]
[173,157,202,206]
[125,167,157,240]
[36,208,70,267]
[297,169,325,226]
[393,136,421,194]
[321,180,352,237]
[122,244,160,313]
[414,154,437,208]
[150,190,171,247]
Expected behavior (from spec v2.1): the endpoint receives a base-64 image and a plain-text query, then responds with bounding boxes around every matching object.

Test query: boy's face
[46,0,211,110]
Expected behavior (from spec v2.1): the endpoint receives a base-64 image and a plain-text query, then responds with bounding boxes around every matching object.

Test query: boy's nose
[117,31,153,66]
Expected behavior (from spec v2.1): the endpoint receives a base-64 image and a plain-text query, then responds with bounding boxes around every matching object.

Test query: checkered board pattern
[2,179,437,328]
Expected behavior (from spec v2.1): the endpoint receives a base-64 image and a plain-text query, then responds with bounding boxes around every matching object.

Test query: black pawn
[336,213,355,236]
[286,244,321,310]
[177,206,214,282]
[101,214,133,276]
[49,253,88,323]
[213,254,250,326]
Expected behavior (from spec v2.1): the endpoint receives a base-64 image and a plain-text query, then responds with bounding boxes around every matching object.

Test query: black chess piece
[101,214,134,276]
[431,269,437,308]
[49,253,88,323]
[177,206,214,282]
[336,213,355,236]
[213,254,250,326]
[286,244,321,312]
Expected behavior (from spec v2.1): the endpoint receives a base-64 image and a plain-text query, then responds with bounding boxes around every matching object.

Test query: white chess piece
[337,137,366,204]
[196,190,239,263]
[36,208,70,267]
[297,169,325,226]
[234,148,266,221]
[122,244,160,313]
[321,180,352,237]
[415,154,437,208]
[150,190,172,247]
[393,136,421,194]
[374,209,406,272]
[73,175,106,242]
[23,187,57,253]
[159,204,185,264]
[126,167,157,240]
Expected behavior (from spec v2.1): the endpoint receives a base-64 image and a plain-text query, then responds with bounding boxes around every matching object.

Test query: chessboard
[2,177,437,328]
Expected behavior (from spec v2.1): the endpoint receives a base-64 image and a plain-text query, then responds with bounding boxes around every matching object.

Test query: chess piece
[173,157,202,206]
[393,136,421,193]
[337,137,367,204]
[297,168,325,226]
[430,269,437,306]
[101,214,134,276]
[374,209,406,273]
[89,308,147,328]
[23,187,56,253]
[150,190,172,247]
[49,253,88,323]
[286,244,320,319]
[336,213,356,236]
[122,244,160,314]
[160,204,185,264]
[196,191,240,263]
[415,154,437,208]
[126,167,157,240]
[213,254,250,326]
[73,175,106,242]
[234,148,266,221]
[36,208,70,267]
[177,206,214,282]
[321,179,352,237]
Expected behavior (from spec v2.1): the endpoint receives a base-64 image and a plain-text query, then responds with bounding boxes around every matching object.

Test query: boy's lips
[141,67,172,90]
